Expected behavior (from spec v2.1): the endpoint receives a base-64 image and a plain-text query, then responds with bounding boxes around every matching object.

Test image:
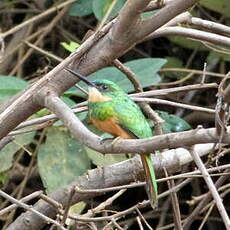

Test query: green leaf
[65,58,166,97]
[36,108,50,117]
[60,41,80,52]
[207,51,230,63]
[37,127,90,193]
[68,0,93,17]
[86,147,128,167]
[93,0,126,20]
[163,56,186,79]
[0,132,35,173]
[141,10,158,19]
[0,75,28,103]
[0,172,9,185]
[84,132,127,167]
[156,110,191,133]
[66,202,87,226]
[200,0,230,18]
[70,202,86,215]
[61,96,76,107]
[167,35,207,51]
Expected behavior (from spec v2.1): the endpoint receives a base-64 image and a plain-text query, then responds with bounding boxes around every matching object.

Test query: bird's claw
[100,137,122,146]
[111,136,122,146]
[100,137,114,145]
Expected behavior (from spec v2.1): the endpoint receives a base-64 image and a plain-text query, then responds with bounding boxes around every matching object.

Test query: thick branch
[0,0,199,141]
[136,0,198,40]
[112,0,150,42]
[7,143,213,230]
[6,83,215,133]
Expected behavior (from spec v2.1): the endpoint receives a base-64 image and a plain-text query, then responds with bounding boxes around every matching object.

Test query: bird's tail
[141,154,158,208]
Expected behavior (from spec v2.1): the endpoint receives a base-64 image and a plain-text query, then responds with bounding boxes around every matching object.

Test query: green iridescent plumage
[89,80,152,138]
[64,69,158,206]
[88,80,158,206]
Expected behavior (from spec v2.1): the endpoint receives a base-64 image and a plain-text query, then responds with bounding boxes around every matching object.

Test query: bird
[65,67,158,207]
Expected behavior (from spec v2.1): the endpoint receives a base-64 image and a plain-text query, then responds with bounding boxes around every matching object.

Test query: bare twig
[190,17,230,36]
[0,136,14,150]
[182,169,230,229]
[0,190,67,230]
[83,189,126,217]
[189,147,230,229]
[1,0,76,39]
[144,80,215,96]
[24,41,63,62]
[136,207,153,230]
[136,216,144,230]
[0,191,43,216]
[146,26,230,47]
[133,97,215,113]
[160,68,225,78]
[112,59,143,93]
[163,168,182,230]
[10,6,68,76]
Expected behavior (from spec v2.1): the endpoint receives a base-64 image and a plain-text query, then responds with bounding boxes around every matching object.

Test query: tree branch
[189,148,230,229]
[41,94,229,154]
[0,0,200,141]
[136,0,198,40]
[7,143,214,230]
[146,26,230,47]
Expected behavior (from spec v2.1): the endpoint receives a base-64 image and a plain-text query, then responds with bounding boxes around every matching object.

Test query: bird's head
[65,68,125,102]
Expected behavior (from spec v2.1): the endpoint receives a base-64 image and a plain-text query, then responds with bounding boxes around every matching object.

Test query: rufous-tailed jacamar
[65,68,158,207]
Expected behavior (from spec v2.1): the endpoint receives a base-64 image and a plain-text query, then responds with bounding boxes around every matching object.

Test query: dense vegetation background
[0,0,229,229]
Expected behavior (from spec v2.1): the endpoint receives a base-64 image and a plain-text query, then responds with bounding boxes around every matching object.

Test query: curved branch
[191,17,230,36]
[112,0,150,42]
[0,0,199,141]
[42,93,230,154]
[136,0,198,39]
[146,26,230,47]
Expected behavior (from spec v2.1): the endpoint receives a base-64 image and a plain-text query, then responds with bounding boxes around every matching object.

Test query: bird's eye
[100,84,109,91]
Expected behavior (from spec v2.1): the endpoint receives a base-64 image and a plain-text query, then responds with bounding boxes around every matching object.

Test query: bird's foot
[111,136,122,146]
[100,137,122,146]
[100,137,114,145]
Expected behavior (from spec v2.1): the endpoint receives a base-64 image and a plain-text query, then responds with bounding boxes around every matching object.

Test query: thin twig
[0,136,14,150]
[61,186,76,227]
[83,189,126,217]
[198,203,215,230]
[160,68,225,78]
[10,5,68,76]
[201,62,207,84]
[12,83,216,133]
[183,169,230,229]
[135,207,153,230]
[0,191,43,216]
[1,0,76,39]
[111,218,123,230]
[136,216,144,230]
[163,168,182,230]
[133,97,215,114]
[0,190,67,230]
[112,59,143,93]
[189,148,230,229]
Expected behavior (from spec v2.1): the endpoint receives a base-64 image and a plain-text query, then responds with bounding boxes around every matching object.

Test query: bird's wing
[114,101,158,206]
[114,101,152,139]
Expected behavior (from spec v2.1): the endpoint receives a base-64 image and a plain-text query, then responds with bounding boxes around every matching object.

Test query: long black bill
[64,67,96,87]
